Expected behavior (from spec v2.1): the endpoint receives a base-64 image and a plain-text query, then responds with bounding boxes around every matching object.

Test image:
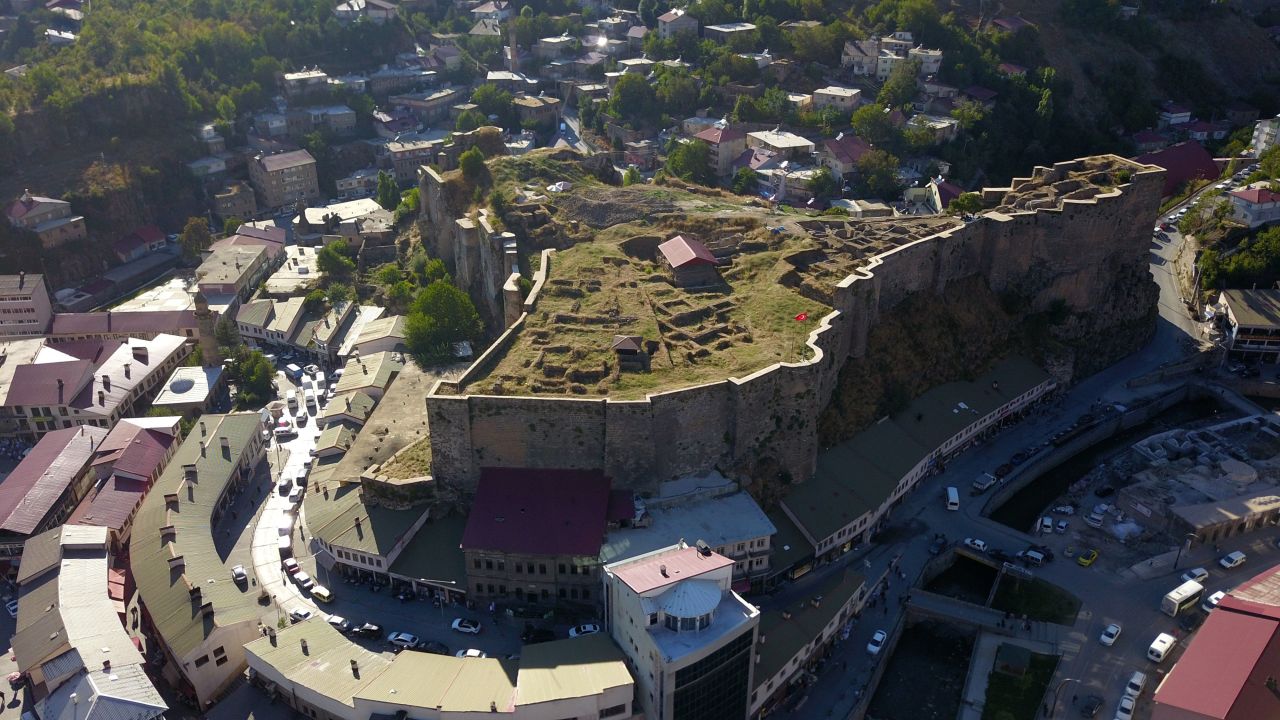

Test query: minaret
[508,18,519,74]
[193,291,222,367]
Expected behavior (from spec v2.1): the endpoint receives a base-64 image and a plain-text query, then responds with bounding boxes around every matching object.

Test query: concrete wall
[426,156,1166,492]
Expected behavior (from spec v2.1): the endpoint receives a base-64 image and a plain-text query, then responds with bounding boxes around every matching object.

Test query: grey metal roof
[598,492,775,566]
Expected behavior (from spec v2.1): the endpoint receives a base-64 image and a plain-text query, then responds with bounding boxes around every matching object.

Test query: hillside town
[1,0,1280,719]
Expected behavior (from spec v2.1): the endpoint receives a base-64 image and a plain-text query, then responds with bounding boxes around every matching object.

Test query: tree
[395,187,421,223]
[327,283,353,305]
[230,348,274,408]
[375,171,399,210]
[460,146,487,185]
[623,166,643,185]
[303,289,327,313]
[609,73,659,125]
[222,216,243,235]
[948,192,983,216]
[877,59,920,109]
[854,149,902,200]
[317,239,356,279]
[215,94,236,123]
[655,70,700,118]
[405,280,483,363]
[639,0,658,26]
[178,217,212,261]
[950,100,986,131]
[411,254,450,285]
[472,84,515,127]
[456,107,486,132]
[851,103,896,146]
[732,166,758,194]
[387,280,415,313]
[808,168,838,199]
[214,316,240,348]
[665,140,714,185]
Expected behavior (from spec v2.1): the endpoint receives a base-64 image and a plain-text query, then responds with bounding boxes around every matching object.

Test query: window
[570,588,579,599]
[515,563,522,574]
[485,560,494,570]
[215,656,229,666]
[600,704,627,718]
[193,655,210,668]
[497,560,504,571]
[582,588,590,601]
[213,646,226,657]
[559,588,566,598]
[559,563,567,574]
[539,564,547,575]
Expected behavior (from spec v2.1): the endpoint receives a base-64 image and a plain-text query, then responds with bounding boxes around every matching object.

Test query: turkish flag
[794,313,808,321]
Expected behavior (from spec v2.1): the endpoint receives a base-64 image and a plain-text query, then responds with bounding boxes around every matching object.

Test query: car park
[569,623,601,638]
[452,618,482,634]
[963,538,988,552]
[1219,551,1247,569]
[1099,623,1121,646]
[387,632,419,649]
[866,629,887,655]
[1076,549,1099,567]
[1181,567,1209,584]
[455,649,487,658]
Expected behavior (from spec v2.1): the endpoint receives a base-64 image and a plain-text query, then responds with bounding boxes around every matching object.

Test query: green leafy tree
[303,289,327,313]
[655,71,700,118]
[214,316,240,348]
[609,73,659,125]
[178,217,212,261]
[405,280,483,363]
[851,103,896,146]
[460,146,487,185]
[948,192,983,215]
[215,94,236,123]
[950,100,986,131]
[317,239,356,279]
[877,59,921,108]
[327,283,354,305]
[374,263,402,286]
[808,168,838,199]
[732,166,758,195]
[639,0,658,25]
[222,216,243,235]
[411,254,451,285]
[375,170,400,210]
[231,348,275,408]
[387,280,415,313]
[665,140,714,185]
[623,166,643,185]
[472,84,515,127]
[854,148,902,200]
[455,107,487,132]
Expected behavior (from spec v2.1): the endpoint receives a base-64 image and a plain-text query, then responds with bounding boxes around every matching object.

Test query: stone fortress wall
[425,156,1166,493]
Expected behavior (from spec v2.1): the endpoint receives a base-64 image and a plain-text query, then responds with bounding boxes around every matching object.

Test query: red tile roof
[68,475,150,531]
[92,422,175,480]
[6,193,64,222]
[934,179,964,208]
[133,224,165,245]
[1132,130,1167,144]
[1135,141,1221,197]
[997,63,1027,75]
[461,468,611,556]
[963,86,999,103]
[112,234,144,257]
[659,235,717,268]
[822,134,873,166]
[694,127,745,145]
[1232,187,1280,205]
[1152,608,1278,718]
[611,546,734,594]
[6,360,93,406]
[0,426,107,535]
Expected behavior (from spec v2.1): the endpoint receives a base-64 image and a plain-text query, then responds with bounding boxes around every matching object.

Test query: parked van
[1019,549,1046,567]
[972,473,997,493]
[1039,517,1053,534]
[311,585,333,603]
[305,388,318,409]
[285,363,304,381]
[945,486,960,511]
[1147,633,1176,663]
[286,390,298,411]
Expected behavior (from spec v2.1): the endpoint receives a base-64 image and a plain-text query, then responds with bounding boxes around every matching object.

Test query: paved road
[769,219,1245,720]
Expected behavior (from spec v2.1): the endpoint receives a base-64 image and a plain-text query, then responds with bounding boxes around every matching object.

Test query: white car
[1115,694,1135,720]
[293,571,315,590]
[5,599,17,618]
[866,629,887,656]
[387,632,419,649]
[569,623,601,638]
[963,538,988,553]
[1181,567,1209,584]
[451,618,482,634]
[1201,590,1226,613]
[288,608,312,623]
[1219,551,1247,569]
[1055,519,1069,534]
[281,558,301,575]
[455,648,487,658]
[1051,505,1075,516]
[230,564,248,583]
[1099,623,1121,647]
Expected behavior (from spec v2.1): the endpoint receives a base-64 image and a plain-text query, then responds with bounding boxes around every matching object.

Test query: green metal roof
[386,512,468,586]
[765,510,812,574]
[130,413,266,657]
[753,568,864,689]
[304,478,426,557]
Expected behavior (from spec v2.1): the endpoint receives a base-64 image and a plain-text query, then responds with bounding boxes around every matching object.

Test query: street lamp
[1174,532,1198,570]
[1048,677,1079,718]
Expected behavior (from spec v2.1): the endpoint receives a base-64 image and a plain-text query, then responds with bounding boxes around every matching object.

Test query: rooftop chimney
[97,390,105,405]
[101,374,111,390]
[102,659,111,672]
[350,659,360,678]
[300,638,309,655]
[18,270,25,289]
[123,362,131,379]
[200,421,207,437]
[659,564,668,578]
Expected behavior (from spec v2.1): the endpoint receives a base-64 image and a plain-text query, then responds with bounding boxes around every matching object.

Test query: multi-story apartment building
[0,272,52,338]
[1253,114,1280,157]
[248,149,320,212]
[694,126,747,179]
[1219,289,1280,363]
[212,181,259,220]
[5,190,87,248]
[603,542,760,720]
[195,245,271,310]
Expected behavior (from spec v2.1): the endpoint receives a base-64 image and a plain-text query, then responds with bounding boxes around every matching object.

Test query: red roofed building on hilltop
[1135,141,1221,199]
[820,132,874,178]
[461,468,612,606]
[659,235,721,288]
[1153,563,1280,719]
[5,190,87,248]
[1227,186,1280,228]
[695,126,748,178]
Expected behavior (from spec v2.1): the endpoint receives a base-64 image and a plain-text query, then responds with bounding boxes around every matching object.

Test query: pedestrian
[1072,694,1078,704]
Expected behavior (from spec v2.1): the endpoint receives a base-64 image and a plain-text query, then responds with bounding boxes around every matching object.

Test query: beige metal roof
[356,651,517,712]
[333,351,402,396]
[130,413,266,657]
[244,616,390,708]
[515,634,632,706]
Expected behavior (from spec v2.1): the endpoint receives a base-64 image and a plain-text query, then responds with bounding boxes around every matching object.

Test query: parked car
[963,538,988,553]
[293,571,315,590]
[1076,549,1099,567]
[5,599,17,618]
[288,608,312,623]
[351,623,383,638]
[1179,610,1205,632]
[387,632,419,649]
[1124,671,1146,698]
[522,627,556,644]
[455,649,487,658]
[451,618,482,634]
[1051,505,1075,516]
[1202,590,1226,613]
[230,565,247,583]
[1078,694,1103,718]
[866,629,887,656]
[1115,695,1135,720]
[419,640,450,655]
[282,558,301,575]
[1083,513,1104,529]
[1219,551,1247,569]
[1099,623,1121,647]
[569,623,601,638]
[1055,519,1069,534]
[327,616,351,634]
[1181,567,1209,585]
[1039,517,1053,534]
[928,536,948,555]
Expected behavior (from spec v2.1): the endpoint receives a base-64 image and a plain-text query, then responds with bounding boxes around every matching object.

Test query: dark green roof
[387,512,468,586]
[753,568,865,689]
[305,479,426,556]
[766,510,812,575]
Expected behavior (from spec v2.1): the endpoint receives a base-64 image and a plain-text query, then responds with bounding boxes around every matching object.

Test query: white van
[946,486,960,511]
[972,473,997,493]
[1147,633,1176,663]
[305,388,318,409]
[286,390,298,411]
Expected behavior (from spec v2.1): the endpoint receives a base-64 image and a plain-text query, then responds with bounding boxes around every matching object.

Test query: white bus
[1161,579,1204,617]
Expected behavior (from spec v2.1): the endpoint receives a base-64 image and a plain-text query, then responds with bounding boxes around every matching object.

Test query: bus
[1161,579,1204,617]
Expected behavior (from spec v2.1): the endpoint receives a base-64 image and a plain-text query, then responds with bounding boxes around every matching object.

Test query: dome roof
[658,579,720,619]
